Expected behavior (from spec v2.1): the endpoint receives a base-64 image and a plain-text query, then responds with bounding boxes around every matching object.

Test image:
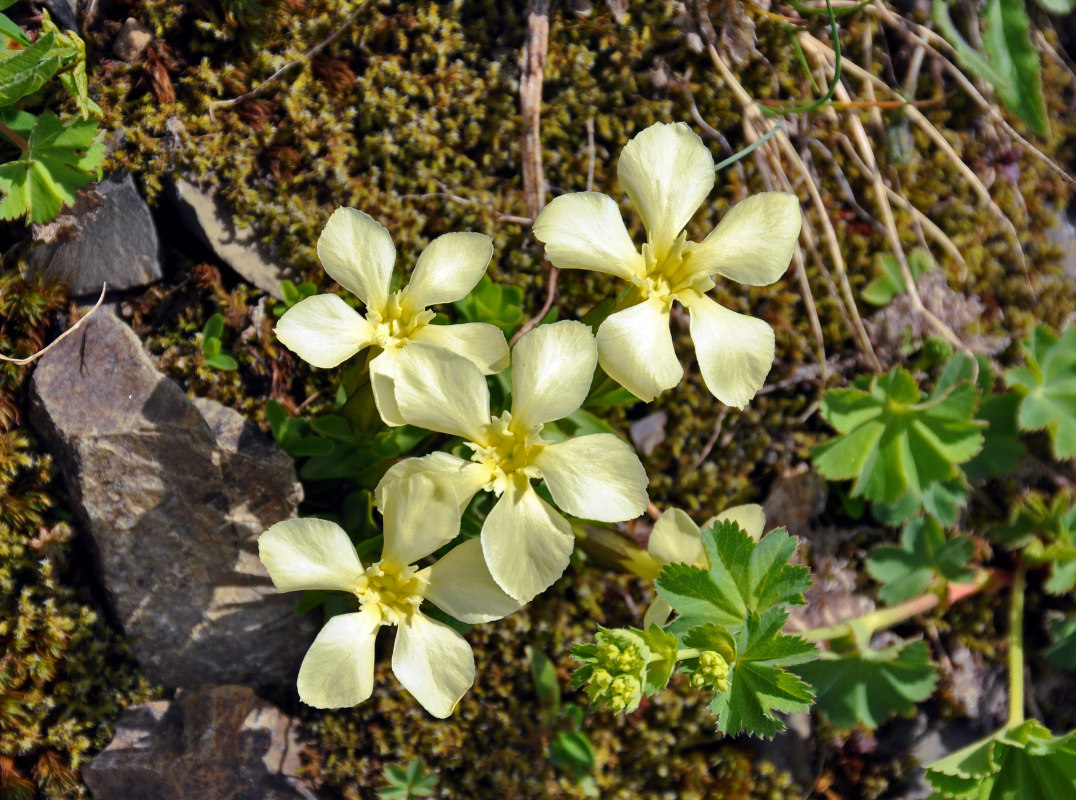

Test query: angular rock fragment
[29,310,314,687]
[23,173,162,296]
[83,685,321,800]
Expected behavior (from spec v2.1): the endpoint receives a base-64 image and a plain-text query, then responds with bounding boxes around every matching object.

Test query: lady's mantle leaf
[655,520,810,634]
[814,368,984,504]
[704,609,816,737]
[925,720,1076,799]
[1005,325,1076,460]
[868,517,974,605]
[793,638,937,729]
[1046,618,1076,670]
[991,492,1076,594]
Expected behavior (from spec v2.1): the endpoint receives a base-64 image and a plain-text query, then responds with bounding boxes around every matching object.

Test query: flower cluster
[260,121,799,716]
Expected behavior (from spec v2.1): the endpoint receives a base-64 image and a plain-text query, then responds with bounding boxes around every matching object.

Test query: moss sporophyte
[532,121,802,407]
[375,321,649,604]
[258,473,519,717]
[273,207,509,425]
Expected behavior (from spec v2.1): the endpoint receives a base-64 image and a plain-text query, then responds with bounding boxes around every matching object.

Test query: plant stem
[1008,560,1027,728]
[802,568,994,644]
[0,120,29,154]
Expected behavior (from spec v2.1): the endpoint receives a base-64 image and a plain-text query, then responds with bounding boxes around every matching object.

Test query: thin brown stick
[513,0,557,346]
[0,283,107,366]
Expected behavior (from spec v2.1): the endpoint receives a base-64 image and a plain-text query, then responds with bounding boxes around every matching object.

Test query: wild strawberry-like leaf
[793,638,937,729]
[702,608,817,738]
[656,521,810,635]
[868,517,975,605]
[1005,325,1076,460]
[814,368,985,504]
[925,720,1076,799]
[0,110,103,223]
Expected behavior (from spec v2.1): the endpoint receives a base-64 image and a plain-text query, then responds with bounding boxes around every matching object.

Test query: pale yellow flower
[275,207,509,425]
[642,504,766,630]
[376,320,649,604]
[532,122,801,407]
[258,473,519,717]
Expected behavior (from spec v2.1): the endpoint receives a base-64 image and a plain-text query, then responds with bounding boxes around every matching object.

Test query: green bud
[689,650,730,691]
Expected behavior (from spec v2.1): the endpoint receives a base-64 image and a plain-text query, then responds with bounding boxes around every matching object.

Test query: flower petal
[368,348,405,427]
[708,503,767,542]
[682,293,775,409]
[296,608,380,708]
[259,517,364,593]
[392,612,474,718]
[617,122,714,251]
[647,508,704,566]
[425,538,522,623]
[595,299,682,402]
[531,192,643,279]
[375,453,490,515]
[317,207,396,312]
[686,193,801,286]
[410,322,509,374]
[274,294,373,369]
[381,473,461,566]
[394,345,491,442]
[482,478,575,603]
[401,232,494,311]
[642,595,674,631]
[536,434,648,522]
[510,320,597,430]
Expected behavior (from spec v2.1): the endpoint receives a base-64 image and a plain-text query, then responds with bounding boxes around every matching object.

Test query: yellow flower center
[465,411,548,496]
[365,291,435,350]
[634,233,714,310]
[355,560,428,626]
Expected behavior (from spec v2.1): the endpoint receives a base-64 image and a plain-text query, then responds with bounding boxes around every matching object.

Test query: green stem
[676,648,701,661]
[1008,560,1027,728]
[0,120,29,154]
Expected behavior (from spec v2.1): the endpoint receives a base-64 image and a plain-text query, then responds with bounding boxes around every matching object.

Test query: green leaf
[203,313,225,339]
[705,608,816,737]
[925,720,1076,799]
[794,638,937,729]
[656,521,810,635]
[206,353,238,371]
[550,730,596,772]
[814,367,985,504]
[452,274,524,332]
[932,0,1048,136]
[40,10,101,119]
[0,31,62,106]
[992,492,1076,594]
[202,336,221,359]
[0,8,30,47]
[1046,617,1076,670]
[862,249,933,306]
[379,759,437,799]
[0,110,103,223]
[1037,0,1076,12]
[529,648,561,710]
[868,517,975,605]
[1005,325,1076,460]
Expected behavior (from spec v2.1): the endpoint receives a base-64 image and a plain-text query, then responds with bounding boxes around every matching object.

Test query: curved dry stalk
[0,283,108,366]
[798,33,1030,280]
[704,41,880,371]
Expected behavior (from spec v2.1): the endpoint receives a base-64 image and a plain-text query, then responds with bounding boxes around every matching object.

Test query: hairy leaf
[925,720,1076,799]
[868,517,975,605]
[704,608,816,737]
[0,110,103,223]
[814,368,984,504]
[0,31,62,106]
[794,638,937,729]
[1005,325,1076,460]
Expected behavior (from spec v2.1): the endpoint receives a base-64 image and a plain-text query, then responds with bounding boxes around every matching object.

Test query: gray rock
[83,685,321,800]
[170,178,288,299]
[28,310,314,687]
[42,0,78,32]
[23,173,162,297]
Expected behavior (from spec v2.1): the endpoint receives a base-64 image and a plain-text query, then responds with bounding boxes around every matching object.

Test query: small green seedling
[378,759,437,799]
[200,313,237,370]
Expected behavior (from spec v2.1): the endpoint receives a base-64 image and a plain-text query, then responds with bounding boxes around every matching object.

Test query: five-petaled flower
[641,504,766,630]
[532,121,802,407]
[275,207,510,425]
[258,473,519,717]
[376,320,650,604]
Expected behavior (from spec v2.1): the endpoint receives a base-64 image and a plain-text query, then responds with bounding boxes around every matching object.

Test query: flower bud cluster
[572,627,653,714]
[688,650,730,692]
